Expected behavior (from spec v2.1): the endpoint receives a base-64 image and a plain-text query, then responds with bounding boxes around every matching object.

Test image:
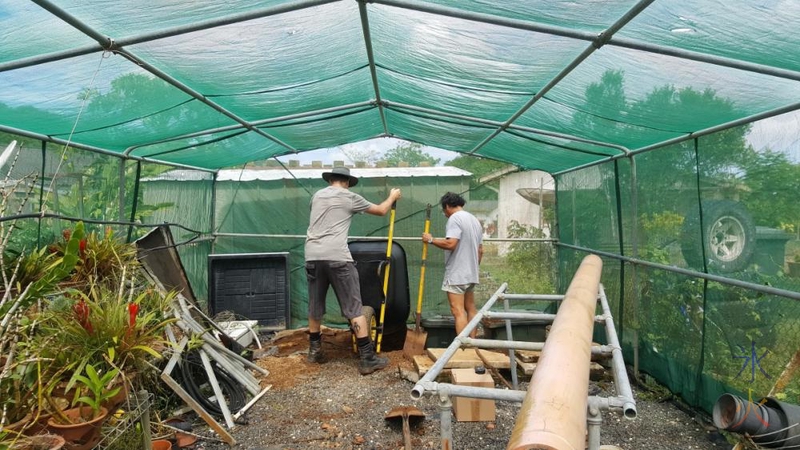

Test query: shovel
[403,204,431,357]
[385,406,425,450]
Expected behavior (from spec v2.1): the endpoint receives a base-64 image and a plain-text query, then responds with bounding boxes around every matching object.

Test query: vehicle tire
[680,200,755,273]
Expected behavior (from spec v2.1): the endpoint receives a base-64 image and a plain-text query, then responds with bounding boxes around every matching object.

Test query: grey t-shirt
[443,210,483,285]
[305,186,373,261]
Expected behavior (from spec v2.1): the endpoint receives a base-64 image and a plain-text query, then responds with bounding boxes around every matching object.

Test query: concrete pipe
[507,254,603,450]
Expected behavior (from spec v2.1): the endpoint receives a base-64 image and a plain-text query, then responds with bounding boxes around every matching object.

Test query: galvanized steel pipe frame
[410,282,636,449]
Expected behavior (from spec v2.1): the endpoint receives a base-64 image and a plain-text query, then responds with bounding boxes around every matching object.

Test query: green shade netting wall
[556,112,800,414]
[209,172,469,327]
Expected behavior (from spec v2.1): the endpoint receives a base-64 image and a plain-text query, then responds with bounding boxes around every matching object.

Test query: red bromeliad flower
[78,238,87,256]
[72,299,93,334]
[128,303,139,329]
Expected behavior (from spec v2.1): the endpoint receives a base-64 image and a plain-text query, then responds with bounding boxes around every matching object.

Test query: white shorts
[442,282,476,295]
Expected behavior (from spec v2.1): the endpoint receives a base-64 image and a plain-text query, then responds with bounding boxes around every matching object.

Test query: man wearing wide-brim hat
[305,166,401,375]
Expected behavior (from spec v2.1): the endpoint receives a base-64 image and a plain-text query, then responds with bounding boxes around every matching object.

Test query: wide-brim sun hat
[322,166,359,187]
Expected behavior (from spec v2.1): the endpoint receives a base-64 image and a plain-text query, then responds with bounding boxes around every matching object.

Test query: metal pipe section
[598,285,637,419]
[557,242,800,302]
[421,383,527,403]
[587,405,602,450]
[500,294,564,301]
[508,254,603,450]
[503,294,520,390]
[438,393,454,450]
[357,2,389,135]
[484,311,556,321]
[411,283,507,400]
[459,338,614,357]
[211,232,555,243]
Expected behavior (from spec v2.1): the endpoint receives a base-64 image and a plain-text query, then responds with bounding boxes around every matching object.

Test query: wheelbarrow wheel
[352,305,378,354]
[361,305,377,343]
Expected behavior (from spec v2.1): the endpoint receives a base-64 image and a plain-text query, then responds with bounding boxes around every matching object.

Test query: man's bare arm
[366,188,401,216]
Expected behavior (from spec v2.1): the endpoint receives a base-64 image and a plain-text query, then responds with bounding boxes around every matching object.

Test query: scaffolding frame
[410,283,636,450]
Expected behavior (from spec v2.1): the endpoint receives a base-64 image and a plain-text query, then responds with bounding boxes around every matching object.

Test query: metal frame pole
[599,285,637,418]
[558,242,800,302]
[411,283,507,399]
[357,1,389,135]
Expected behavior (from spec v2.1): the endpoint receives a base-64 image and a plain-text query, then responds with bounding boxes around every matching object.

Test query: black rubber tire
[377,321,408,352]
[680,200,756,273]
[361,305,407,351]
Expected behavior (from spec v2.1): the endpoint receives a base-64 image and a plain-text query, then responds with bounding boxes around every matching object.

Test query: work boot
[307,338,325,364]
[357,340,388,375]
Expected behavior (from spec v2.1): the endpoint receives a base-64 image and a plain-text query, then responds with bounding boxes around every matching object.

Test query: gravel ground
[178,328,733,450]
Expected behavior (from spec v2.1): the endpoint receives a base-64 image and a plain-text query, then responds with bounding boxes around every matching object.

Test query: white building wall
[497,170,554,242]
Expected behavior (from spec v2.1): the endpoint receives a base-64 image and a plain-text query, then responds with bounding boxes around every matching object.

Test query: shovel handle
[376,201,397,353]
[415,204,432,331]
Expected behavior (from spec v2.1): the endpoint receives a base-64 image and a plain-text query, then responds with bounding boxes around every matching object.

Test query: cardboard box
[451,368,495,422]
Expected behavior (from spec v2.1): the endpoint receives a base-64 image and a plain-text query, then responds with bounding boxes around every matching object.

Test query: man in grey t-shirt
[305,166,401,375]
[422,192,483,338]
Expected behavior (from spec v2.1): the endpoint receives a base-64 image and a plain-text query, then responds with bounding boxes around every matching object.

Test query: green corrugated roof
[1,0,799,171]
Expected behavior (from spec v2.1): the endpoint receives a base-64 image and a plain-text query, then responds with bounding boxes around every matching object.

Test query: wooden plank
[426,348,481,368]
[425,348,510,369]
[516,350,542,363]
[413,355,434,375]
[199,349,236,429]
[516,360,537,376]
[477,350,510,369]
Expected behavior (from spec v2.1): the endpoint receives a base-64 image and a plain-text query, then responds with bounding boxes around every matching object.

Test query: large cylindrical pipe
[507,254,603,450]
[713,394,800,448]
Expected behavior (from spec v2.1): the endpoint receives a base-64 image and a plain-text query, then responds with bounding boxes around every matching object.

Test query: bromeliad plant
[48,226,138,290]
[31,273,176,397]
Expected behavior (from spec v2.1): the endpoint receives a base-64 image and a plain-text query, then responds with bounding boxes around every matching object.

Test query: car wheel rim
[708,215,745,262]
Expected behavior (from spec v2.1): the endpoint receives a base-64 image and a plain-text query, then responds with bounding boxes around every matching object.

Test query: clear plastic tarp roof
[1,0,799,171]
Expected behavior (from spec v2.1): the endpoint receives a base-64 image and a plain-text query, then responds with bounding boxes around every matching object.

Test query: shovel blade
[403,328,427,357]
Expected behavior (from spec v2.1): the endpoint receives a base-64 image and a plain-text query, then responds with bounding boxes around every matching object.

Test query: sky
[747,110,800,162]
[275,137,460,167]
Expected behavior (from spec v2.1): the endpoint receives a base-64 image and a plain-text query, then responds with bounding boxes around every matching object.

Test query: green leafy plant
[73,364,120,418]
[31,275,176,397]
[48,226,138,289]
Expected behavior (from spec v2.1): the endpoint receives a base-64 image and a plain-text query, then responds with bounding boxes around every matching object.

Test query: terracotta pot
[152,439,173,450]
[46,406,107,444]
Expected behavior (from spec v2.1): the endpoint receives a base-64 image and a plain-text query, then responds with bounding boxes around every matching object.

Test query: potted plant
[46,364,118,446]
[33,275,175,408]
